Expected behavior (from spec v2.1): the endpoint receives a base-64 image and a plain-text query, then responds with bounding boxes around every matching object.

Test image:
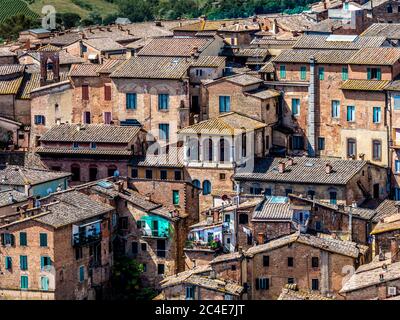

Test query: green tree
[111,257,157,300]
[58,13,81,29]
[116,0,154,22]
[0,14,37,41]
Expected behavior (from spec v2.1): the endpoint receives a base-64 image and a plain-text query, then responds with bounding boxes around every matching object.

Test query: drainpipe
[308,57,316,157]
[387,90,393,198]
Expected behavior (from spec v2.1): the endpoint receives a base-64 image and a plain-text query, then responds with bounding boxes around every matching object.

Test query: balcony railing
[185,239,223,252]
[73,231,102,247]
[141,228,169,238]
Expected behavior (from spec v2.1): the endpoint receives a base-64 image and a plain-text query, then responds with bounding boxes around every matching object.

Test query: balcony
[184,239,223,252]
[141,228,169,239]
[72,231,102,247]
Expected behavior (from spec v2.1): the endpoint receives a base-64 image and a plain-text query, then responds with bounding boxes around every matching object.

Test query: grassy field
[29,0,118,19]
[0,0,40,23]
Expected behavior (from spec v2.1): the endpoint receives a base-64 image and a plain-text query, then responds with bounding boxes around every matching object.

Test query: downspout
[387,89,393,198]
[308,57,316,157]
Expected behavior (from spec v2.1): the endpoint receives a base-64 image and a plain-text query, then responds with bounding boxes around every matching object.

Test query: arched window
[192,179,200,188]
[188,138,199,161]
[203,138,213,162]
[203,180,211,195]
[219,138,225,162]
[71,164,80,182]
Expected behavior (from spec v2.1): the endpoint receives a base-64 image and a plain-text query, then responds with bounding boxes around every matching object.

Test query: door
[157,239,166,258]
[373,183,380,199]
[191,96,199,114]
[89,167,98,181]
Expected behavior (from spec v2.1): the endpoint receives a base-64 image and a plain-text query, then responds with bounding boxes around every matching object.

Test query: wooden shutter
[104,85,111,101]
[82,84,89,100]
[255,278,260,290]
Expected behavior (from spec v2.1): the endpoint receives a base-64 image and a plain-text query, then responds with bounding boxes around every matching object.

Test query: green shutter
[20,256,28,270]
[20,275,28,289]
[367,68,371,80]
[173,190,179,205]
[20,232,27,246]
[40,233,47,247]
[377,68,382,80]
[300,66,306,80]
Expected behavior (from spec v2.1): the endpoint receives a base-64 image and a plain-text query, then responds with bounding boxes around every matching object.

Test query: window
[157,264,165,275]
[291,98,300,116]
[119,217,128,230]
[71,164,80,181]
[315,221,322,231]
[5,256,12,270]
[331,100,340,118]
[20,232,27,246]
[104,84,111,101]
[72,142,79,149]
[394,96,400,110]
[344,2,349,9]
[263,255,269,267]
[173,190,180,205]
[145,169,153,179]
[373,107,381,123]
[264,188,272,196]
[255,278,269,290]
[367,68,381,80]
[318,67,324,80]
[159,124,170,141]
[75,247,83,260]
[300,66,306,80]
[395,188,400,201]
[387,4,393,13]
[347,106,355,122]
[312,257,319,268]
[219,96,231,113]
[39,233,48,247]
[329,191,337,205]
[347,138,356,158]
[79,266,85,282]
[186,286,194,300]
[131,168,138,178]
[20,275,28,290]
[239,213,248,224]
[395,160,400,173]
[126,93,137,109]
[307,190,315,199]
[318,137,325,151]
[242,133,247,157]
[34,115,45,125]
[288,257,294,267]
[288,278,295,284]
[285,188,293,196]
[372,140,382,161]
[250,183,262,195]
[196,69,203,77]
[83,111,91,124]
[132,242,138,255]
[203,180,211,195]
[141,243,147,251]
[157,239,166,258]
[82,84,89,100]
[280,65,286,79]
[104,112,112,124]
[292,136,304,150]
[312,279,319,290]
[342,67,348,81]
[158,94,169,110]
[20,255,28,271]
[41,276,49,291]
[90,142,96,149]
[160,170,167,180]
[40,256,52,270]
[142,263,147,272]
[192,179,200,188]
[174,171,182,181]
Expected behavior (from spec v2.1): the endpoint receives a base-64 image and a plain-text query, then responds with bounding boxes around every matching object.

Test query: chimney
[390,237,400,263]
[287,157,294,166]
[257,232,265,244]
[213,210,220,223]
[323,0,327,10]
[359,153,365,161]
[325,163,332,174]
[27,197,35,209]
[278,161,286,174]
[155,20,162,27]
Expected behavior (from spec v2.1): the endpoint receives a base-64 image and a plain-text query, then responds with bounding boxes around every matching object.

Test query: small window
[142,263,147,272]
[158,94,169,110]
[145,169,153,179]
[318,67,324,80]
[312,279,319,290]
[329,191,337,205]
[39,233,48,247]
[347,138,357,158]
[72,142,79,149]
[172,190,179,205]
[288,257,294,267]
[82,84,89,101]
[126,93,137,109]
[20,255,28,271]
[131,168,138,178]
[174,170,182,181]
[373,107,381,123]
[372,140,382,161]
[331,100,340,118]
[288,277,295,284]
[75,247,83,260]
[160,170,167,180]
[219,96,231,113]
[141,243,147,251]
[312,257,319,268]
[40,256,52,270]
[202,180,211,195]
[219,173,226,180]
[34,115,46,125]
[79,266,85,282]
[239,213,248,224]
[83,111,91,124]
[159,124,170,141]
[20,275,29,289]
[186,286,194,300]
[318,137,325,151]
[280,65,286,79]
[315,221,322,231]
[285,188,293,196]
[157,264,165,275]
[119,217,129,230]
[342,67,348,81]
[41,276,49,291]
[104,84,111,101]
[367,67,381,80]
[19,232,27,246]
[292,136,304,150]
[300,66,306,80]
[132,241,138,255]
[347,106,355,122]
[291,98,300,116]
[263,255,269,267]
[5,256,12,270]
[256,278,269,290]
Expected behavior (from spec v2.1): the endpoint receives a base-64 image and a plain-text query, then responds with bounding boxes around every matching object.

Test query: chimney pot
[325,163,332,174]
[287,157,294,166]
[257,232,265,244]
